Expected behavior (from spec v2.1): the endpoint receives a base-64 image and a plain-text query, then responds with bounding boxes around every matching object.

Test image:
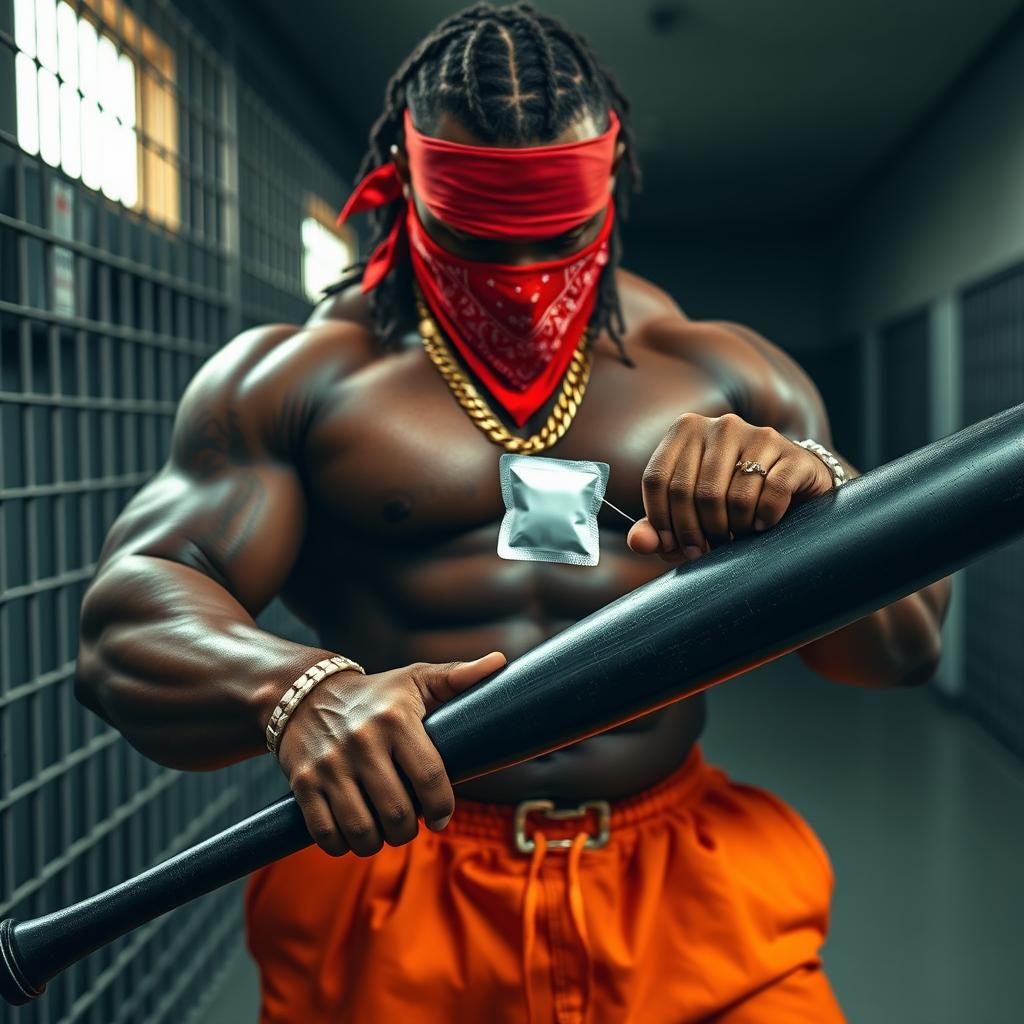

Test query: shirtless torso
[79,249,834,850]
[258,269,788,804]
[75,10,937,877]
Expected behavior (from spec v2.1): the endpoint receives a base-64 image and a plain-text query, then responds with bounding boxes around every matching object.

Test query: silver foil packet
[497,453,611,566]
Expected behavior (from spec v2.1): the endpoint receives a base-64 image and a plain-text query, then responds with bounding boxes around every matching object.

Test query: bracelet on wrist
[265,655,366,758]
[795,438,848,489]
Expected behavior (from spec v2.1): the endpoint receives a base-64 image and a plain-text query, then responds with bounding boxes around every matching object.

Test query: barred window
[13,0,180,229]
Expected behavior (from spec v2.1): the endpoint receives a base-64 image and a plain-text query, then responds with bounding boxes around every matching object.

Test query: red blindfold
[336,109,621,291]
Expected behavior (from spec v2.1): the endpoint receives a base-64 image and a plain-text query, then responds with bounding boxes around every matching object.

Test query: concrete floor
[202,652,1024,1024]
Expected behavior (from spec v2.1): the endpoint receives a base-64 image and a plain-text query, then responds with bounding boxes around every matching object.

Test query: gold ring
[735,460,768,477]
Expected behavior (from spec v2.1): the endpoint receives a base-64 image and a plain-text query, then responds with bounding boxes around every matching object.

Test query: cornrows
[326,1,641,369]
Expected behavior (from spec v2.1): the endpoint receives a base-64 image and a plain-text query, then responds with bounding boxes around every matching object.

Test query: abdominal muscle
[312,603,708,806]
[304,530,709,808]
[313,608,710,805]
[452,695,707,804]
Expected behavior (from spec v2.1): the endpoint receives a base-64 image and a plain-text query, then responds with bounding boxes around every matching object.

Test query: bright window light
[81,99,102,191]
[14,0,36,59]
[35,0,58,74]
[37,66,60,167]
[96,32,117,111]
[56,2,77,86]
[13,0,168,227]
[118,53,136,127]
[78,17,97,99]
[302,215,355,303]
[15,52,40,156]
[59,81,81,179]
[119,123,138,207]
[100,107,120,201]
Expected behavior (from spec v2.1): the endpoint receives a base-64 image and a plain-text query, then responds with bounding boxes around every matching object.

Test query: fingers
[382,653,510,832]
[330,704,425,853]
[625,517,661,554]
[322,773,386,857]
[292,716,451,855]
[357,754,420,847]
[289,774,352,858]
[283,653,511,858]
[291,754,386,857]
[446,651,508,690]
[379,654,507,832]
[392,722,456,832]
[723,430,784,536]
[725,462,770,535]
[641,414,703,555]
[412,652,507,715]
[670,431,721,556]
[752,454,801,532]
[691,416,769,547]
[637,414,800,559]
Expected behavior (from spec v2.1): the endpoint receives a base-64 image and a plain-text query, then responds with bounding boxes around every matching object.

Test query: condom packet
[497,453,611,566]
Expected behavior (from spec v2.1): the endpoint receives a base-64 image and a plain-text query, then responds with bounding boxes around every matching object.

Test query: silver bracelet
[265,655,366,758]
[795,438,848,489]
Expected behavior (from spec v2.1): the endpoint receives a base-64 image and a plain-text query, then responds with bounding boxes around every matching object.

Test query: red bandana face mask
[336,109,621,427]
[407,201,613,426]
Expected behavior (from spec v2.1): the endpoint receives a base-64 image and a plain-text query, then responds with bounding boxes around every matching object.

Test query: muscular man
[75,4,951,1021]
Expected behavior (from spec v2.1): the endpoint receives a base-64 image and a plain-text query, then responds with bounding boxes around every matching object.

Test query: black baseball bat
[3,401,1024,1006]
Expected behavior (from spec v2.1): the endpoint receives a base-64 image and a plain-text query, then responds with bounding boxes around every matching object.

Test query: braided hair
[327,1,642,367]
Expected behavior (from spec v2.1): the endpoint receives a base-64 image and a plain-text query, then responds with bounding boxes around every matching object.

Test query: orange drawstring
[566,831,593,1023]
[522,830,593,1024]
[522,833,547,1024]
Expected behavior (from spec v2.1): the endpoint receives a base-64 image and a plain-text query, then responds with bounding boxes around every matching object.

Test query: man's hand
[276,651,507,857]
[626,412,835,563]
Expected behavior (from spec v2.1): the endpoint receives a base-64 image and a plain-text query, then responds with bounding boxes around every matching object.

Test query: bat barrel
[3,400,1024,1005]
[426,400,1024,781]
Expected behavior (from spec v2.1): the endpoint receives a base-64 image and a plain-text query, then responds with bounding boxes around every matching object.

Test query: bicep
[90,318,372,614]
[95,390,307,619]
[708,320,835,447]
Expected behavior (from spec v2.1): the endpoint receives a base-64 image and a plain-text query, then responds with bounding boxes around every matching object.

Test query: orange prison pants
[245,746,846,1023]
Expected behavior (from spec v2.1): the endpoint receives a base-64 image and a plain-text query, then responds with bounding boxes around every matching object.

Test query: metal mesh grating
[237,86,350,331]
[961,263,1024,756]
[879,311,931,466]
[0,0,347,1020]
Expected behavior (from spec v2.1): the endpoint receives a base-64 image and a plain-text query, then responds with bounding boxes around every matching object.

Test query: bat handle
[0,792,311,1005]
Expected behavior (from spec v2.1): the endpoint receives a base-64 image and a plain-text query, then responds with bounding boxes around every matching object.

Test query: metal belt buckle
[513,798,612,854]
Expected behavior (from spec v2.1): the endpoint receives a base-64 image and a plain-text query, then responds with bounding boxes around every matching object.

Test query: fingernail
[428,814,452,831]
[684,545,703,561]
[658,530,677,551]
[754,519,766,531]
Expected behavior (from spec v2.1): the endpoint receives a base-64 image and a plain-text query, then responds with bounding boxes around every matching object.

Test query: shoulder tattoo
[179,408,250,481]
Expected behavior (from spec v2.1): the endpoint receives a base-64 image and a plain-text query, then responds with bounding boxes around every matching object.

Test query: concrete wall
[623,230,832,353]
[831,13,1024,334]
[824,17,1024,704]
[623,13,1024,356]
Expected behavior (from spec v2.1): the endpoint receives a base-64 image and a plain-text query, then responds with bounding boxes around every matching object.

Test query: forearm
[799,574,951,687]
[75,553,338,771]
[794,451,952,687]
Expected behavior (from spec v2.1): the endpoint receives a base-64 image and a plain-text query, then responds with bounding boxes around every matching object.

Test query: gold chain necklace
[413,287,594,454]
